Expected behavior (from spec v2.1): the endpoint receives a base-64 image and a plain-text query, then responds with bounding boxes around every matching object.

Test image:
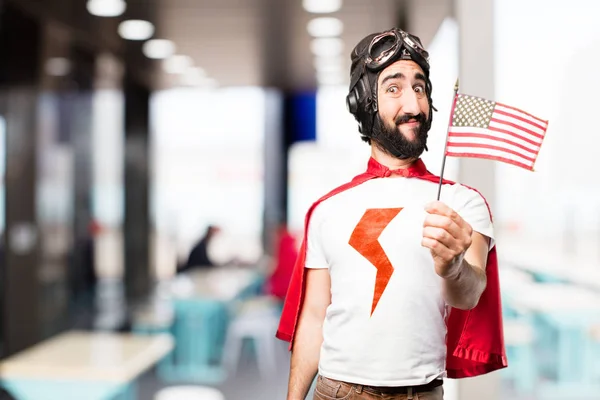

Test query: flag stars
[452,94,495,128]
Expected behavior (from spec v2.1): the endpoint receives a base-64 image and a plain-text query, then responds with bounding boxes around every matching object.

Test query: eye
[414,84,425,93]
[386,85,399,94]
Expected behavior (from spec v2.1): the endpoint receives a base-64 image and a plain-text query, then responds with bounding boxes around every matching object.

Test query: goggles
[364,28,430,72]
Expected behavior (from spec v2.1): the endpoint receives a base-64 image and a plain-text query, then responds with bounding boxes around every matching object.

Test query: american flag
[446,94,548,170]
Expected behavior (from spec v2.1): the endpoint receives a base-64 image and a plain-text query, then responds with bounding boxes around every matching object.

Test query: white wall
[494,0,600,238]
[151,87,266,267]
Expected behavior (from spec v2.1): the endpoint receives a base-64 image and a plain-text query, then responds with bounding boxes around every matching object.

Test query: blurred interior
[0,0,599,399]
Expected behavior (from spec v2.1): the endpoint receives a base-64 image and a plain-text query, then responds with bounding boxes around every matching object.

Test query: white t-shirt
[305,176,494,387]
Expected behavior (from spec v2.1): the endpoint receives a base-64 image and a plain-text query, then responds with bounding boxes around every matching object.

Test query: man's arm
[422,201,490,310]
[440,231,489,309]
[287,268,331,400]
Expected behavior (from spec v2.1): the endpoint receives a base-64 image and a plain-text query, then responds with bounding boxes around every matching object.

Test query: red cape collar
[366,157,429,178]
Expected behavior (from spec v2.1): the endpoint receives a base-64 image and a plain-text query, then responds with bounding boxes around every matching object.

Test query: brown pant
[313,375,444,400]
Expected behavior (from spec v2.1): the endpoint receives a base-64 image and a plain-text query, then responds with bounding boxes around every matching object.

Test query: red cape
[276,157,507,379]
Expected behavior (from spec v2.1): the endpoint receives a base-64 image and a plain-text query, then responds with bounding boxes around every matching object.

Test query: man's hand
[421,201,473,279]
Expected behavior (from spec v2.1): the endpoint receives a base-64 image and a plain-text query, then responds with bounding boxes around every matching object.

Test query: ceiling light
[307,17,343,37]
[180,67,207,85]
[163,55,193,74]
[310,38,343,57]
[45,58,71,77]
[314,56,344,72]
[143,39,176,59]
[317,67,346,86]
[118,20,155,41]
[180,73,217,88]
[203,78,218,89]
[86,0,126,17]
[318,76,344,86]
[187,67,207,78]
[303,0,342,13]
[180,69,205,86]
[316,63,343,74]
[318,77,344,86]
[317,70,343,82]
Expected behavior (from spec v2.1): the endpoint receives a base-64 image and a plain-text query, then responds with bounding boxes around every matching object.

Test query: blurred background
[0,0,598,399]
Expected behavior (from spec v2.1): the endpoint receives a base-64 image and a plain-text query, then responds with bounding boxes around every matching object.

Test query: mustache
[395,113,426,125]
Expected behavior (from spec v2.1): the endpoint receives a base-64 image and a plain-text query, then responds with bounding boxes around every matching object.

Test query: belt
[358,378,443,395]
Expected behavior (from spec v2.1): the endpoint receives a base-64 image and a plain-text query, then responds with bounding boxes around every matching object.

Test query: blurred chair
[232,273,266,302]
[221,296,282,380]
[152,268,267,384]
[587,323,600,382]
[154,385,225,400]
[531,271,566,284]
[163,298,228,383]
[131,304,174,335]
[499,267,541,393]
[502,317,536,394]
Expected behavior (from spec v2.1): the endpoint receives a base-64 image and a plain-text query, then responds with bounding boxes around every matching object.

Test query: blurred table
[171,267,260,301]
[505,283,600,312]
[498,234,600,290]
[503,282,600,387]
[0,331,174,400]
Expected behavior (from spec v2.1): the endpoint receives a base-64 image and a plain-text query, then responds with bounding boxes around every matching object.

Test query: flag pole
[436,78,460,201]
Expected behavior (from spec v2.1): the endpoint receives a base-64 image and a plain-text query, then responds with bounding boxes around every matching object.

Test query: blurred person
[82,220,101,295]
[178,225,221,272]
[224,225,299,335]
[277,28,506,400]
[264,224,299,301]
[227,225,297,322]
[68,219,102,329]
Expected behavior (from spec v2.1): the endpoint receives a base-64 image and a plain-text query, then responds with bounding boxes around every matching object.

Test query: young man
[277,28,507,400]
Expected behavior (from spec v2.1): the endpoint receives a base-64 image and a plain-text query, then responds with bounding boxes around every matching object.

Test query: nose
[401,89,420,116]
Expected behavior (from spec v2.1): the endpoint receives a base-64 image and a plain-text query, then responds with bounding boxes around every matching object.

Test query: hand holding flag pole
[436,79,549,201]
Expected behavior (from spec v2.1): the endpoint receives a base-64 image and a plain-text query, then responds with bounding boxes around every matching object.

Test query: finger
[424,201,459,222]
[425,201,472,233]
[423,214,463,240]
[422,226,463,253]
[421,237,453,260]
[424,201,451,214]
[421,236,442,251]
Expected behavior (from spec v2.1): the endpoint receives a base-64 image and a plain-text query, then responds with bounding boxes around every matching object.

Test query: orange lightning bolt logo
[348,208,403,316]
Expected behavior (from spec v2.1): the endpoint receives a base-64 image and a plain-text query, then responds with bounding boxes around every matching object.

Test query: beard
[370,112,429,159]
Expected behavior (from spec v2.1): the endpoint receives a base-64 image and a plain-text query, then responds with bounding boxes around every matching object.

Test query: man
[264,224,299,301]
[277,28,506,400]
[179,225,221,272]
